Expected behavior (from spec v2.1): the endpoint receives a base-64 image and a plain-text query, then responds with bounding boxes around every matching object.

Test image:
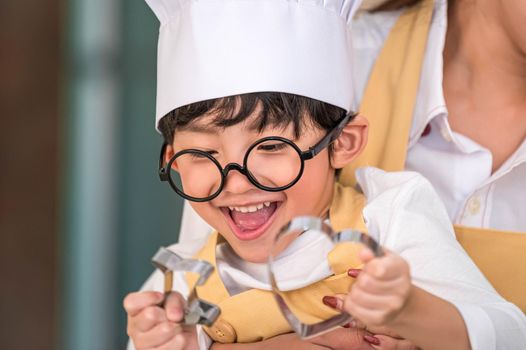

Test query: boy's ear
[163,144,179,171]
[164,144,175,164]
[330,114,368,169]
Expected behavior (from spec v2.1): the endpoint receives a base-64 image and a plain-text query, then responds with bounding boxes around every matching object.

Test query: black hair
[158,92,350,145]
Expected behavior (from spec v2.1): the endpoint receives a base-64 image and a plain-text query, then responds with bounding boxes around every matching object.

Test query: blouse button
[467,197,481,215]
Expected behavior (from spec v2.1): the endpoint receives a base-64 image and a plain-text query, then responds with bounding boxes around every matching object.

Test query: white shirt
[352,0,526,232]
[130,169,526,350]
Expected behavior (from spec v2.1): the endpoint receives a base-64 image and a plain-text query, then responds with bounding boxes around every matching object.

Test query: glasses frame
[158,111,355,202]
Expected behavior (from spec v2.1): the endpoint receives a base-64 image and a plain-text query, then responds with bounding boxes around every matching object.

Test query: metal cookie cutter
[152,247,221,326]
[268,216,384,339]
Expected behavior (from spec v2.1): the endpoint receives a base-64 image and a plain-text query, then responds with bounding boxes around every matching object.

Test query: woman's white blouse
[351,0,526,233]
[131,169,526,350]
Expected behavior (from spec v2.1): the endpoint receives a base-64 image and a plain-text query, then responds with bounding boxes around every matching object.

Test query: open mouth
[221,201,280,241]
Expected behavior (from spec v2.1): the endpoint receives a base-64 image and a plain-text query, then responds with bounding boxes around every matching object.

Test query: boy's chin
[233,247,270,264]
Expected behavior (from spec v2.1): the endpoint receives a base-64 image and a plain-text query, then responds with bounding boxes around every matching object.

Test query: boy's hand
[343,248,412,327]
[124,291,198,350]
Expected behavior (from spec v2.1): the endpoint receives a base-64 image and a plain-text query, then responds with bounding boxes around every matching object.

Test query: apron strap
[340,0,434,186]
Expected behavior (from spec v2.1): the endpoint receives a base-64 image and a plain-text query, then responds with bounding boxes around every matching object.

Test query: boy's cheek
[189,202,225,233]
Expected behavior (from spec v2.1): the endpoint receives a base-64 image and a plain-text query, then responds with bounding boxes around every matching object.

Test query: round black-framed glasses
[158,111,355,202]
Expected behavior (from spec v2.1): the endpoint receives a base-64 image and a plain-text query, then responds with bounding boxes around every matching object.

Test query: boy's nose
[222,168,255,195]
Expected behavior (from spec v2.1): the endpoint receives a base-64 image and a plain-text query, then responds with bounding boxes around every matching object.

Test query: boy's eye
[256,142,288,152]
[189,150,217,159]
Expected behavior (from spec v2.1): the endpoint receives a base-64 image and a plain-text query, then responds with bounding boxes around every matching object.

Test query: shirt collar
[409,0,449,147]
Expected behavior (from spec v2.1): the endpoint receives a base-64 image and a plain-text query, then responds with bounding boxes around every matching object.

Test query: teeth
[229,202,273,213]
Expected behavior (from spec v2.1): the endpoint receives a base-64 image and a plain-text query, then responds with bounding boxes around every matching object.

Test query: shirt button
[205,318,237,343]
[467,197,481,215]
[440,127,452,142]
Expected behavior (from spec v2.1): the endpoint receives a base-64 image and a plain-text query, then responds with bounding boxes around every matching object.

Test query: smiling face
[161,93,368,263]
[165,110,337,263]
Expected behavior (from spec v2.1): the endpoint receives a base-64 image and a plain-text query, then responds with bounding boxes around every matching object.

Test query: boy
[125,0,526,349]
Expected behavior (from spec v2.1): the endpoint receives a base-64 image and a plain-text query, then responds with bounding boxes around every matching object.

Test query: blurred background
[0,0,183,349]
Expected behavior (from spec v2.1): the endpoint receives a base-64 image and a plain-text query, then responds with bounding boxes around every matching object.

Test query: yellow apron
[340,0,526,312]
[188,184,367,343]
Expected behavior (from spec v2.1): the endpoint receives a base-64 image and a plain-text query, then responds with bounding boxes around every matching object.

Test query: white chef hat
[146,0,363,129]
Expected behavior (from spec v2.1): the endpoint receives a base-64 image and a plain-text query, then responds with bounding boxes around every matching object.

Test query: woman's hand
[354,323,419,350]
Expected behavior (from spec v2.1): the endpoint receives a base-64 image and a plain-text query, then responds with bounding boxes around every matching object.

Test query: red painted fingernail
[322,296,338,309]
[363,335,381,346]
[347,269,361,278]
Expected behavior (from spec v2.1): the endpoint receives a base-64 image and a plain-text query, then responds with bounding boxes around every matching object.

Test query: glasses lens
[246,139,302,189]
[169,151,222,200]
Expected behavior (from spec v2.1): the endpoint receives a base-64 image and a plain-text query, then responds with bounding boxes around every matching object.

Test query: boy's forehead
[178,121,220,134]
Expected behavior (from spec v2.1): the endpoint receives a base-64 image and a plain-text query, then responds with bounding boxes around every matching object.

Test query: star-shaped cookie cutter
[152,247,221,326]
[268,216,384,338]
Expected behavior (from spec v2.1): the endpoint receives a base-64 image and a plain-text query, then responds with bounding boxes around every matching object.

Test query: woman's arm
[211,328,375,350]
[357,169,526,349]
[342,249,470,350]
[393,285,469,350]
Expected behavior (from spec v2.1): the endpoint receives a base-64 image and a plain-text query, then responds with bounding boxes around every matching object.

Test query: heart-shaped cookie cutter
[268,216,384,338]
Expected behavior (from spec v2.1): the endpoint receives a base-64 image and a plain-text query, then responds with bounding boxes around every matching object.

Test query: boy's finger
[124,291,164,317]
[347,290,398,312]
[153,331,187,350]
[359,247,376,263]
[129,305,167,332]
[164,292,186,322]
[132,321,180,349]
[155,325,197,350]
[364,258,389,280]
[364,254,405,281]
